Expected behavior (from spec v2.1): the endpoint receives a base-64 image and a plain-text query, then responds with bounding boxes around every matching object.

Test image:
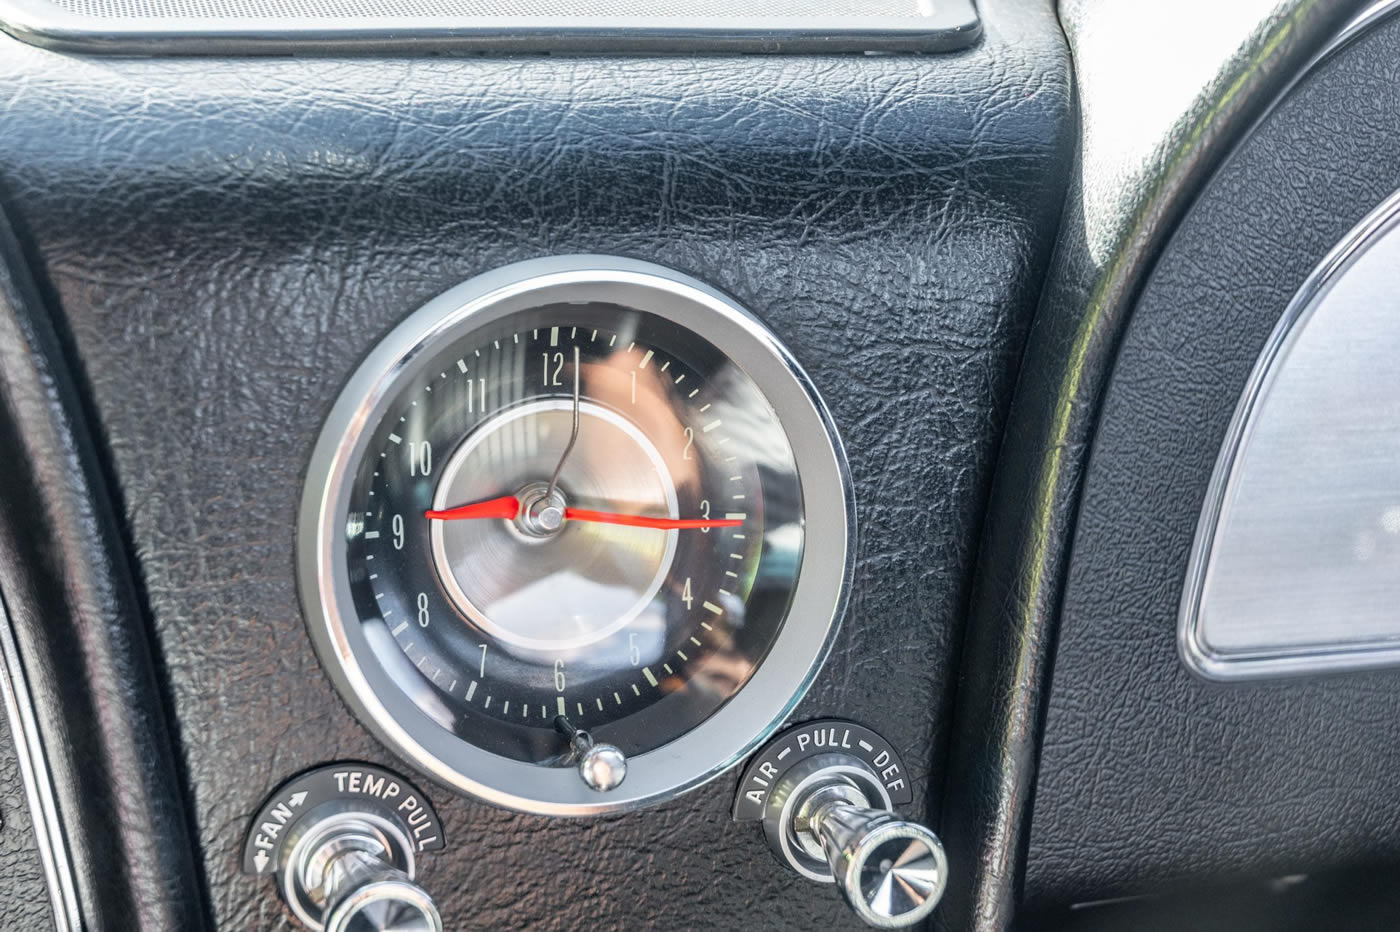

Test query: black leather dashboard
[4,0,1399,928]
[1026,5,1400,909]
[0,0,1073,926]
[938,0,1364,927]
[0,208,205,928]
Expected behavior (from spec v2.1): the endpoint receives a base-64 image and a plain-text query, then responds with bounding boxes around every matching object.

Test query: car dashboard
[0,1,1397,930]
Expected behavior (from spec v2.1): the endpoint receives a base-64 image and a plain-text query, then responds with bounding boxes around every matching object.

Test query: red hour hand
[423,495,521,521]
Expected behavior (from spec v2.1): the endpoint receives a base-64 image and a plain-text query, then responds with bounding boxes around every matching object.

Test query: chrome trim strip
[1316,0,1400,60]
[0,589,80,931]
[1179,186,1400,681]
[0,0,980,55]
[1230,0,1400,146]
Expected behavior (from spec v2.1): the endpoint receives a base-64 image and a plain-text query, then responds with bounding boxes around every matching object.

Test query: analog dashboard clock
[299,256,852,814]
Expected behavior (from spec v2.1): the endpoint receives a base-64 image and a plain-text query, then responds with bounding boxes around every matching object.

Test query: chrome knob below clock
[807,794,948,929]
[316,842,441,932]
[290,813,442,932]
[243,764,448,932]
[735,721,949,929]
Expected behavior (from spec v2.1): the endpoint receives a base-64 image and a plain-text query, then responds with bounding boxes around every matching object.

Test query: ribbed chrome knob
[321,847,442,932]
[755,750,949,929]
[285,813,442,932]
[809,800,948,929]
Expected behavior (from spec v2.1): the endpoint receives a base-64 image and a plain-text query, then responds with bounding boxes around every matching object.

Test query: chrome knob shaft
[756,750,949,929]
[320,846,441,932]
[285,812,442,932]
[809,800,948,929]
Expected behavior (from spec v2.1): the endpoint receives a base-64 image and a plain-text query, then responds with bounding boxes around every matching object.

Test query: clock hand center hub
[516,482,568,538]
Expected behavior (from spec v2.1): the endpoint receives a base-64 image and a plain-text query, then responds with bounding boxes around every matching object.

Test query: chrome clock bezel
[298,255,854,815]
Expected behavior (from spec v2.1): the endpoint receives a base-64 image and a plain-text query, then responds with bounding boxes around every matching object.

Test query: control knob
[242,763,446,932]
[804,786,947,928]
[733,720,949,928]
[296,814,442,932]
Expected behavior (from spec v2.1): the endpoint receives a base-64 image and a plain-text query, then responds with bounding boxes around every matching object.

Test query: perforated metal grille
[51,0,928,20]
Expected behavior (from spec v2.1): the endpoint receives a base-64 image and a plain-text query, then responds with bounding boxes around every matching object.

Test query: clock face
[301,258,851,814]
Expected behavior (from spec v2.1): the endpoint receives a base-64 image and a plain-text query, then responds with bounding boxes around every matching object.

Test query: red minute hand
[423,495,740,530]
[424,495,521,521]
[561,508,742,530]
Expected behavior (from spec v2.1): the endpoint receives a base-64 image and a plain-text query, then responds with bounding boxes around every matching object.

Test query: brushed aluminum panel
[1181,187,1400,680]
